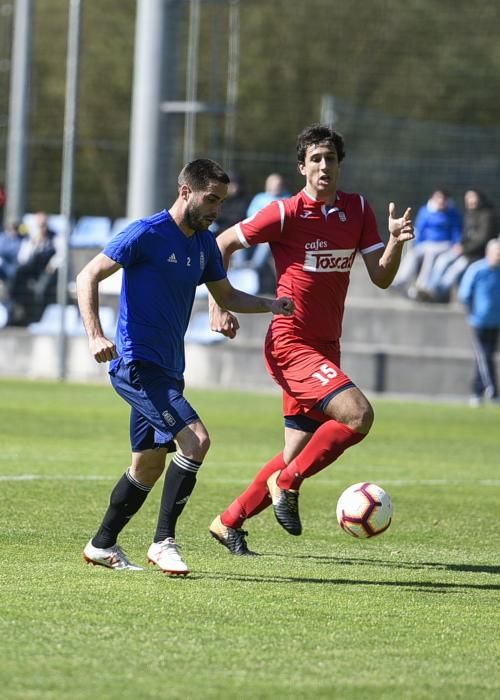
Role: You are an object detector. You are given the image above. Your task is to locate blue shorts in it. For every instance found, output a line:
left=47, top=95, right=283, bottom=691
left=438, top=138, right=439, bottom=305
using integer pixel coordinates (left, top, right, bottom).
left=109, top=358, right=199, bottom=452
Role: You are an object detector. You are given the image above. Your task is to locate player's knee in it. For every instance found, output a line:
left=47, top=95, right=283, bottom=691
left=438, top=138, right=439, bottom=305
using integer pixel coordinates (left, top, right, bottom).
left=130, top=456, right=166, bottom=486
left=359, top=402, right=374, bottom=434
left=349, top=400, right=374, bottom=435
left=176, top=421, right=211, bottom=463
left=198, top=433, right=211, bottom=461
left=188, top=432, right=211, bottom=463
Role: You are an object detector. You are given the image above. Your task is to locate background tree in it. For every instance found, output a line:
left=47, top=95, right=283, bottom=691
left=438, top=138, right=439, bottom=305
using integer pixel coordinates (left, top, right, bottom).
left=1, top=0, right=500, bottom=220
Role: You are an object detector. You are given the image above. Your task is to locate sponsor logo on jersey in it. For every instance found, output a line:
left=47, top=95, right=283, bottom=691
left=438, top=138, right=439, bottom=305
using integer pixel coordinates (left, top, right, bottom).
left=299, top=210, right=313, bottom=219
left=305, top=239, right=329, bottom=251
left=162, top=410, right=176, bottom=427
left=303, top=247, right=356, bottom=272
left=168, top=253, right=177, bottom=263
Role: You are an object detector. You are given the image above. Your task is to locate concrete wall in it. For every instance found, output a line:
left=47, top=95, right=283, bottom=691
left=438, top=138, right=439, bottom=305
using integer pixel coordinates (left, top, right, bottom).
left=0, top=257, right=497, bottom=400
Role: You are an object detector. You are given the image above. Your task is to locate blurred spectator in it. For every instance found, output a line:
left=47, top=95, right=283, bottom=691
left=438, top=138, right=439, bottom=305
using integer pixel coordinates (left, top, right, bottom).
left=0, top=220, right=25, bottom=293
left=421, top=189, right=497, bottom=302
left=212, top=172, right=250, bottom=234
left=458, top=238, right=500, bottom=406
left=246, top=173, right=289, bottom=218
left=232, top=173, right=290, bottom=293
left=9, top=212, right=61, bottom=325
left=0, top=184, right=6, bottom=227
left=391, top=188, right=462, bottom=299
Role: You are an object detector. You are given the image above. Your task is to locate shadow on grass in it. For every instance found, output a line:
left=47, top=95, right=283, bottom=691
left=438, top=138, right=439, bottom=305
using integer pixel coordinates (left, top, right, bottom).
left=265, top=553, right=500, bottom=576
left=196, top=571, right=500, bottom=592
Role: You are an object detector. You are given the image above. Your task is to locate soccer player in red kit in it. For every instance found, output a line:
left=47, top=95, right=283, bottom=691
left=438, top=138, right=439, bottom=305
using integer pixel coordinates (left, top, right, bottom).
left=209, top=124, right=415, bottom=554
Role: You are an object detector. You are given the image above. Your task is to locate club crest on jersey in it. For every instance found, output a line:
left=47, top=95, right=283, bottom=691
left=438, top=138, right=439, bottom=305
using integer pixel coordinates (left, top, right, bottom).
left=338, top=211, right=347, bottom=222
left=303, top=247, right=356, bottom=272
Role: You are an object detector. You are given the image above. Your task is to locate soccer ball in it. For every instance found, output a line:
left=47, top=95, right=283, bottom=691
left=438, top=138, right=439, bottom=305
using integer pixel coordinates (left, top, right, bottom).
left=336, top=482, right=393, bottom=539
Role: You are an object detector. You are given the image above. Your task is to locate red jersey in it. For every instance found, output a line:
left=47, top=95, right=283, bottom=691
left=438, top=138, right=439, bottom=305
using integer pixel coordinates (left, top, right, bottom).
left=237, top=188, right=384, bottom=342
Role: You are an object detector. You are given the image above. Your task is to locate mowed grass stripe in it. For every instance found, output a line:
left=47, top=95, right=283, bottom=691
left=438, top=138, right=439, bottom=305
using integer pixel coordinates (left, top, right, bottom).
left=0, top=379, right=499, bottom=700
left=1, top=474, right=500, bottom=486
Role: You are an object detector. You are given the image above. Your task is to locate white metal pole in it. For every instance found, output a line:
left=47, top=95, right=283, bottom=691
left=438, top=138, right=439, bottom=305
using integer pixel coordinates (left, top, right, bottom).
left=126, top=0, right=166, bottom=218
left=57, top=0, right=82, bottom=381
left=183, top=0, right=201, bottom=164
left=223, top=0, right=240, bottom=170
left=5, top=0, right=33, bottom=223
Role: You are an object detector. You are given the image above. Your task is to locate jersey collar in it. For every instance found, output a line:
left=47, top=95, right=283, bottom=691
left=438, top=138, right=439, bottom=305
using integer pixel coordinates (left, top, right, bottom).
left=302, top=187, right=339, bottom=206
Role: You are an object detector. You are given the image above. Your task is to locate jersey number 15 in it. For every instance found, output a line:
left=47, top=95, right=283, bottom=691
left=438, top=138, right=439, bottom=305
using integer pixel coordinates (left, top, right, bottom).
left=312, top=363, right=338, bottom=386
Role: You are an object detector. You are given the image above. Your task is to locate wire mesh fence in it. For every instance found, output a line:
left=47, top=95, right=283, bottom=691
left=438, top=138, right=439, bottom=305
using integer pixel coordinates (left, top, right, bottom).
left=0, top=0, right=499, bottom=224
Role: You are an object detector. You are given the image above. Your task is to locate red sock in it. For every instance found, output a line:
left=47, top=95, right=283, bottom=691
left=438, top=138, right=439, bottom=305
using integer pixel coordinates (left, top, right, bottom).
left=278, top=421, right=366, bottom=490
left=221, top=452, right=286, bottom=528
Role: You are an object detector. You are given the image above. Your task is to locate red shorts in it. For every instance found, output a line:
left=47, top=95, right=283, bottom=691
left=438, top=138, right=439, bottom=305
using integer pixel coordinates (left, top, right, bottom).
left=264, top=330, right=353, bottom=422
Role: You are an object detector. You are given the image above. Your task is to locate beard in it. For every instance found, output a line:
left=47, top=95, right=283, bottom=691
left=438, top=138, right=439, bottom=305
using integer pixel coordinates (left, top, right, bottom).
left=184, top=201, right=207, bottom=232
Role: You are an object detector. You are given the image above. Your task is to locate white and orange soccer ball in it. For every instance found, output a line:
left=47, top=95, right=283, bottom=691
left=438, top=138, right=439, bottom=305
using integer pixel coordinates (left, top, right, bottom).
left=336, top=482, right=393, bottom=539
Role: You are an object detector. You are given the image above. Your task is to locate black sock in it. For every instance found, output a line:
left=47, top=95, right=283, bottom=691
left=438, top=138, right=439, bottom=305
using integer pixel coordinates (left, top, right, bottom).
left=92, top=469, right=151, bottom=549
left=154, top=454, right=201, bottom=541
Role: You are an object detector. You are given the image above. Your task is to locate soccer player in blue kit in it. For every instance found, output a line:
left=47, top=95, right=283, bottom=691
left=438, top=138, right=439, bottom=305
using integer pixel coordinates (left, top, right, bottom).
left=76, top=159, right=294, bottom=575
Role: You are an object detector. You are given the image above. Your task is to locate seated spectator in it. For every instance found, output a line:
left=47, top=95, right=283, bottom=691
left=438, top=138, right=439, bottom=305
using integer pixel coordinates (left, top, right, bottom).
left=232, top=173, right=290, bottom=293
left=0, top=183, right=6, bottom=227
left=9, top=212, right=60, bottom=325
left=391, top=188, right=462, bottom=300
left=0, top=220, right=25, bottom=295
left=420, top=189, right=497, bottom=302
left=459, top=238, right=500, bottom=406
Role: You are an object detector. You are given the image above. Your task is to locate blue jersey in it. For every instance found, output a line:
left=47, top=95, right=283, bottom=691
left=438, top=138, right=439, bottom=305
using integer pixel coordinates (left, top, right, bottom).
left=103, top=209, right=226, bottom=378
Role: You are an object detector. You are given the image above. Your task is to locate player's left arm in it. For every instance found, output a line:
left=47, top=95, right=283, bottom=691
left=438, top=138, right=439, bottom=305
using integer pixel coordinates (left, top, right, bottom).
left=207, top=226, right=246, bottom=338
left=363, top=202, right=415, bottom=288
left=206, top=277, right=294, bottom=317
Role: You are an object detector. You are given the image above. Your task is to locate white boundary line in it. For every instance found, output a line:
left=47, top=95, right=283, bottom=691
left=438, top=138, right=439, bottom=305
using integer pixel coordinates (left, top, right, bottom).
left=0, top=475, right=498, bottom=486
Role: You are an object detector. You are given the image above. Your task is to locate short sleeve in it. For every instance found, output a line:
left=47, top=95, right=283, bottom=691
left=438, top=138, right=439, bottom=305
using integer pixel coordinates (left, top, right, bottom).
left=103, top=222, right=144, bottom=268
left=237, top=200, right=284, bottom=247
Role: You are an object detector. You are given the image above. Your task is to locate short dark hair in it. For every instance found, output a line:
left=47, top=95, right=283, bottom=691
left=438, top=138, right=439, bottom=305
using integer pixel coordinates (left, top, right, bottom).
left=178, top=159, right=230, bottom=191
left=296, top=124, right=346, bottom=164
left=432, top=187, right=450, bottom=198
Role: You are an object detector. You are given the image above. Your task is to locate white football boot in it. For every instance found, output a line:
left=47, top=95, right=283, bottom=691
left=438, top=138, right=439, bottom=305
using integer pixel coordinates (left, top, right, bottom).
left=147, top=537, right=189, bottom=576
left=83, top=540, right=143, bottom=570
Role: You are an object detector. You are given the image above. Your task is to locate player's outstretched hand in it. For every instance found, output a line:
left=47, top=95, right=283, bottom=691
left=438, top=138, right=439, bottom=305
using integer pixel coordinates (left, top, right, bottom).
left=388, top=202, right=415, bottom=242
left=210, top=306, right=240, bottom=339
left=89, top=335, right=118, bottom=363
left=271, top=296, right=295, bottom=316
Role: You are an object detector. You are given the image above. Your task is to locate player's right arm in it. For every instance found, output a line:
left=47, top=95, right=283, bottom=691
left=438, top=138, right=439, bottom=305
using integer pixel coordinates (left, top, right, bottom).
left=76, top=252, right=121, bottom=363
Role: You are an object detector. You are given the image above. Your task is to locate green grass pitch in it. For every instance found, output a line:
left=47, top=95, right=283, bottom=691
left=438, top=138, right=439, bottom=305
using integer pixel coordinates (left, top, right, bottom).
left=1, top=378, right=499, bottom=699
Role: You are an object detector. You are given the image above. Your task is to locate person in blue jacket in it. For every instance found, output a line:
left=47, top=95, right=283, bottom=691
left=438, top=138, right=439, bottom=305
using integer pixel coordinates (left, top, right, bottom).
left=459, top=238, right=500, bottom=406
left=392, top=188, right=462, bottom=299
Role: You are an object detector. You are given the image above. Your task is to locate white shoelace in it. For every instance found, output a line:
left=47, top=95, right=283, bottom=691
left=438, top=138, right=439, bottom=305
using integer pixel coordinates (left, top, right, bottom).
left=158, top=539, right=182, bottom=561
